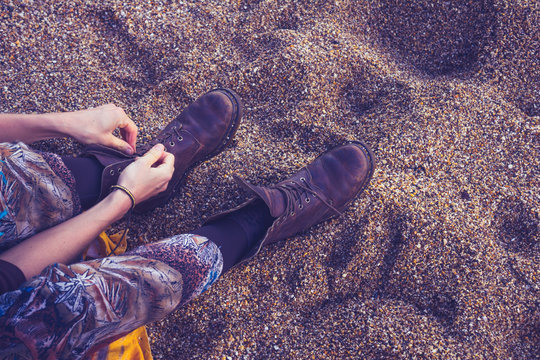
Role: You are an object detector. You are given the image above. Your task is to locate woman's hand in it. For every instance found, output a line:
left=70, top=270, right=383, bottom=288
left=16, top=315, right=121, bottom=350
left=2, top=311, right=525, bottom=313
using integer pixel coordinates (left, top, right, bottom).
left=64, top=104, right=138, bottom=155
left=116, top=144, right=175, bottom=204
left=0, top=105, right=137, bottom=153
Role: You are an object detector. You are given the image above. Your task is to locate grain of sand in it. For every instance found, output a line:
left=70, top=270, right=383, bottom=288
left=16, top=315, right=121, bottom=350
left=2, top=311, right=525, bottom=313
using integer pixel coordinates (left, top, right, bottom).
left=1, top=0, right=538, bottom=359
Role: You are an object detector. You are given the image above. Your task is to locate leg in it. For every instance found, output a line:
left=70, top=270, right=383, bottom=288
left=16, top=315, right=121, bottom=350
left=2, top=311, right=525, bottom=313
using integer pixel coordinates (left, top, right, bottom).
left=193, top=199, right=274, bottom=272
left=0, top=234, right=222, bottom=359
left=126, top=234, right=223, bottom=306
left=0, top=142, right=78, bottom=253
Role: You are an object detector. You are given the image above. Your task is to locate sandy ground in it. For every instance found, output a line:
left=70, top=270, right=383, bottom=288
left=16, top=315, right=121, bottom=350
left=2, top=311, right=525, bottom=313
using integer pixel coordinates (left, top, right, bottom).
left=1, top=0, right=538, bottom=359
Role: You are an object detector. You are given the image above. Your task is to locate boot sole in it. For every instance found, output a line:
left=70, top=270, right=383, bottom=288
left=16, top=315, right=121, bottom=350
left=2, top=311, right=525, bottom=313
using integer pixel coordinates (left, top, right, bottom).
left=134, top=88, right=243, bottom=213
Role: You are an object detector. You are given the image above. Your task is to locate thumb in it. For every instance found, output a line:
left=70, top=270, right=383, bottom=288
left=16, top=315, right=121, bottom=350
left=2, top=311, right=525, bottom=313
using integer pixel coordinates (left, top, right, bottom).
left=109, top=135, right=134, bottom=155
left=141, top=144, right=165, bottom=166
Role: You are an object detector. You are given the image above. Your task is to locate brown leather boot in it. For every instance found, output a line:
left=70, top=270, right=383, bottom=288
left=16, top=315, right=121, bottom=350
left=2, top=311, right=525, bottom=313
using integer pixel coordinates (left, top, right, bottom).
left=204, top=141, right=375, bottom=266
left=83, top=88, right=242, bottom=213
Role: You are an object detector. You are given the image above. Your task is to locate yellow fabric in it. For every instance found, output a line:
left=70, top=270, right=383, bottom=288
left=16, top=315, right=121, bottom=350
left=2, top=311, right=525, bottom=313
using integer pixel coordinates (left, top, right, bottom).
left=93, top=326, right=153, bottom=360
left=84, top=230, right=128, bottom=259
left=86, top=231, right=153, bottom=360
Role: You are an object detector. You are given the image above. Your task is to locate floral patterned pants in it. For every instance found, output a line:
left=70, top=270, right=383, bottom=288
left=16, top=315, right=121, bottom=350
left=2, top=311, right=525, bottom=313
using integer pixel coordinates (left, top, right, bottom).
left=0, top=143, right=223, bottom=359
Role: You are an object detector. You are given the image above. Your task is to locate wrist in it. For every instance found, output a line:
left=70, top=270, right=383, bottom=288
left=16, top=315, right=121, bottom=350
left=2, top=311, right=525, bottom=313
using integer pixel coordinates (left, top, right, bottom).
left=50, top=112, right=77, bottom=139
left=14, top=113, right=70, bottom=141
left=102, top=190, right=133, bottom=221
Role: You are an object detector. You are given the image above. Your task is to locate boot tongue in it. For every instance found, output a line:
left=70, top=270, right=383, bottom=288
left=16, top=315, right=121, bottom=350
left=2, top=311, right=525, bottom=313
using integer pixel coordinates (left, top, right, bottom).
left=82, top=144, right=135, bottom=167
left=234, top=176, right=286, bottom=218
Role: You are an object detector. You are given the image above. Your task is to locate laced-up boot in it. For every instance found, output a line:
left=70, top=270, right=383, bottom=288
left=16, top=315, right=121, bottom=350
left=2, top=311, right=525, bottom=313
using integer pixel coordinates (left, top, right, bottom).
left=203, top=141, right=376, bottom=266
left=83, top=88, right=242, bottom=213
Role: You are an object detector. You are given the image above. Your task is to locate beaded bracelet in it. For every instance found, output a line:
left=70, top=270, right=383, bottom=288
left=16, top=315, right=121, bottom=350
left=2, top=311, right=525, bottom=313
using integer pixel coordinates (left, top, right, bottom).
left=110, top=184, right=136, bottom=212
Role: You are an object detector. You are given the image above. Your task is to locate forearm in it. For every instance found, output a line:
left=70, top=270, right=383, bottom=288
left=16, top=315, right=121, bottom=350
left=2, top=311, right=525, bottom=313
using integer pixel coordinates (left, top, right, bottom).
left=0, top=191, right=132, bottom=279
left=0, top=112, right=73, bottom=143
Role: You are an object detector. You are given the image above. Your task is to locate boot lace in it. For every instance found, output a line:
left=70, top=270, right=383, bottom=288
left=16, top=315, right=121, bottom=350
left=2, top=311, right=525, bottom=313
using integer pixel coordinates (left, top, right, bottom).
left=276, top=177, right=342, bottom=218
left=139, top=124, right=185, bottom=154
left=162, top=124, right=184, bottom=147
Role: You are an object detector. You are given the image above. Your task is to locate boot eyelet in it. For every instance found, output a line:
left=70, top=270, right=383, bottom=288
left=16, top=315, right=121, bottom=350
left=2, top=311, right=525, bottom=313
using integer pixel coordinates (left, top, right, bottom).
left=291, top=181, right=296, bottom=184
left=299, top=204, right=303, bottom=209
left=300, top=177, right=306, bottom=181
left=178, top=136, right=183, bottom=141
left=109, top=169, right=114, bottom=175
left=305, top=198, right=310, bottom=203
left=118, top=168, right=122, bottom=173
left=291, top=212, right=295, bottom=216
left=170, top=141, right=175, bottom=146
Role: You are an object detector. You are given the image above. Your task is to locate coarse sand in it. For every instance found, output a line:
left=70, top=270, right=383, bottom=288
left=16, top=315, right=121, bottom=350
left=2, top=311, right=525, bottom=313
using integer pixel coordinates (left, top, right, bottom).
left=1, top=0, right=538, bottom=359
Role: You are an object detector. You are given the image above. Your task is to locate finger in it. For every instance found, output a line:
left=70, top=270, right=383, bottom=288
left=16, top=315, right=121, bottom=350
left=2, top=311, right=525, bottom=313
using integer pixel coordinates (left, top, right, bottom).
left=108, top=136, right=135, bottom=155
left=119, top=117, right=138, bottom=152
left=156, top=152, right=175, bottom=176
left=141, top=144, right=165, bottom=166
left=157, top=151, right=175, bottom=167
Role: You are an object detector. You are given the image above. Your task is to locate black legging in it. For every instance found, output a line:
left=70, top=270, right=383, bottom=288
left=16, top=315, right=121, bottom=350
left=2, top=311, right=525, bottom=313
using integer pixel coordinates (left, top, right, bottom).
left=61, top=155, right=103, bottom=210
